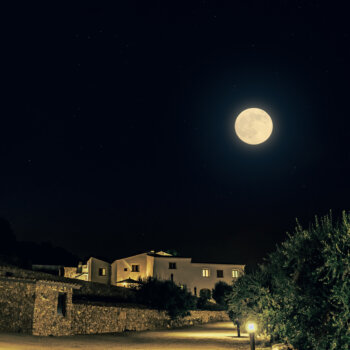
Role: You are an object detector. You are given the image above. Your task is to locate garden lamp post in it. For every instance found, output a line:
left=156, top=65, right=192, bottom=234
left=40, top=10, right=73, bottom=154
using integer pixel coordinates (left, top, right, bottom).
left=246, top=322, right=256, bottom=350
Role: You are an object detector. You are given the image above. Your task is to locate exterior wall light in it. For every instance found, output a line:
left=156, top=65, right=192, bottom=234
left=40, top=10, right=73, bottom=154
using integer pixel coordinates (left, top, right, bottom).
left=246, top=321, right=257, bottom=350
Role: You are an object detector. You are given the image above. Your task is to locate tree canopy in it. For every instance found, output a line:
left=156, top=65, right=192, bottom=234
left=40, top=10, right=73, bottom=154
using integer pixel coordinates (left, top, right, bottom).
left=226, top=211, right=350, bottom=350
left=137, top=277, right=196, bottom=319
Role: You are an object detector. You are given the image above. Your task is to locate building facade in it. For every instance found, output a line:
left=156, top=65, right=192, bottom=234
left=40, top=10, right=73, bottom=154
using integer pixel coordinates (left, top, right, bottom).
left=65, top=251, right=244, bottom=296
left=64, top=257, right=110, bottom=284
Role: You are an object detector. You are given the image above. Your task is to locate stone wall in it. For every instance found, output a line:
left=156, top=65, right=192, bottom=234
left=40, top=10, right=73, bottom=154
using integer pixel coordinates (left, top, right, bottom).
left=0, top=278, right=36, bottom=333
left=0, top=272, right=229, bottom=337
left=0, top=265, right=136, bottom=303
left=32, top=281, right=79, bottom=336
left=72, top=304, right=229, bottom=335
left=63, top=267, right=78, bottom=279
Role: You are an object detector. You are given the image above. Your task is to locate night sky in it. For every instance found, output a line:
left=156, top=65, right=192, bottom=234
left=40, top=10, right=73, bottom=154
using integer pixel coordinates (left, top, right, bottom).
left=3, top=2, right=350, bottom=265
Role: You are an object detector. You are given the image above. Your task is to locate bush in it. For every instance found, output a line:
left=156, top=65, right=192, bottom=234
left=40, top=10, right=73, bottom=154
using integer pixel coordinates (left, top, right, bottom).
left=136, top=277, right=196, bottom=319
left=199, top=288, right=211, bottom=300
left=226, top=211, right=350, bottom=350
left=212, top=281, right=232, bottom=308
left=196, top=288, right=211, bottom=308
left=226, top=268, right=271, bottom=336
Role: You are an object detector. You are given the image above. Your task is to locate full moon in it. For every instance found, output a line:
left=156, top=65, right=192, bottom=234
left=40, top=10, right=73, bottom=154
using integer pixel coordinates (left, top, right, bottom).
left=234, top=108, right=273, bottom=145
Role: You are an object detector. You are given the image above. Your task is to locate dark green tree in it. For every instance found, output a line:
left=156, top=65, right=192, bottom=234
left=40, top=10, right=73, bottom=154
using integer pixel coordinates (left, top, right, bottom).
left=196, top=288, right=212, bottom=309
left=226, top=268, right=272, bottom=337
left=137, top=278, right=196, bottom=319
left=226, top=211, right=350, bottom=350
left=212, top=281, right=232, bottom=308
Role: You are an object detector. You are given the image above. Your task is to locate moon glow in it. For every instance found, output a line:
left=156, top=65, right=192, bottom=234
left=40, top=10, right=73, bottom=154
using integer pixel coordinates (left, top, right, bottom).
left=234, top=108, right=273, bottom=145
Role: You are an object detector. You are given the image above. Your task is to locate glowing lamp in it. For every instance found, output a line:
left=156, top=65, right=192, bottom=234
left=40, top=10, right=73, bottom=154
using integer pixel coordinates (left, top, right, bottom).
left=246, top=321, right=257, bottom=350
left=246, top=322, right=257, bottom=333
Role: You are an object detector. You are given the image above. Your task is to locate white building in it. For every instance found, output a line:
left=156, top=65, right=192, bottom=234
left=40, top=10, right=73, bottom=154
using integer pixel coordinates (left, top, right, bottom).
left=65, top=251, right=244, bottom=296
left=64, top=257, right=110, bottom=284
left=112, top=251, right=244, bottom=296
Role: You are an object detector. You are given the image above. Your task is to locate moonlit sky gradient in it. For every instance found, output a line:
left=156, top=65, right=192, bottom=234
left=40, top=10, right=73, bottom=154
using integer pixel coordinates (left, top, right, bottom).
left=2, top=2, right=350, bottom=265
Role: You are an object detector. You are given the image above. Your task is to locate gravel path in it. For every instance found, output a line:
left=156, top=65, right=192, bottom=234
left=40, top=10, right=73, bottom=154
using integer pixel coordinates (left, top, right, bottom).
left=0, top=322, right=270, bottom=350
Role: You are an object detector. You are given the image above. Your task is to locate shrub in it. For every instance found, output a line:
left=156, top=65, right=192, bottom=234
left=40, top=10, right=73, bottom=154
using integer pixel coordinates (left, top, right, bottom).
left=136, top=277, right=196, bottom=319
left=196, top=288, right=211, bottom=308
left=199, top=288, right=211, bottom=300
left=212, top=281, right=232, bottom=308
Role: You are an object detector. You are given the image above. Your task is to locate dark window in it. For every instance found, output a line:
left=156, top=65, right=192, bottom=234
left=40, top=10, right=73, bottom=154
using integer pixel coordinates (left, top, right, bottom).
left=217, top=270, right=224, bottom=278
left=98, top=268, right=106, bottom=276
left=169, top=262, right=177, bottom=269
left=132, top=265, right=140, bottom=272
left=124, top=268, right=128, bottom=271
left=57, top=293, right=67, bottom=317
left=194, top=287, right=197, bottom=296
left=170, top=273, right=174, bottom=282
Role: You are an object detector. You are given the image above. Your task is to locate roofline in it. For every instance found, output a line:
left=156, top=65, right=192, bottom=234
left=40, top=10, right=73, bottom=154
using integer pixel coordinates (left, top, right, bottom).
left=88, top=257, right=110, bottom=264
left=150, top=254, right=192, bottom=259
left=191, top=263, right=246, bottom=267
left=112, top=252, right=148, bottom=263
left=0, top=276, right=81, bottom=289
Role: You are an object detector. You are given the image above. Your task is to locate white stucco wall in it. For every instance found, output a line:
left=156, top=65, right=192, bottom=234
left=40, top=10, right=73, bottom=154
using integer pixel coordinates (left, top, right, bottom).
left=188, top=263, right=244, bottom=295
left=112, top=253, right=152, bottom=285
left=153, top=257, right=192, bottom=285
left=88, top=257, right=111, bottom=285
left=153, top=257, right=244, bottom=296
left=80, top=252, right=244, bottom=297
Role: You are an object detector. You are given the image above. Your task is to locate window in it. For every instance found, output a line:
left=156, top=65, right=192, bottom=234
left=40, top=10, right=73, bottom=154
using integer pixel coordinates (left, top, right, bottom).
left=169, top=262, right=177, bottom=269
left=124, top=268, right=128, bottom=271
left=217, top=270, right=224, bottom=278
left=232, top=269, right=239, bottom=278
left=194, top=287, right=197, bottom=296
left=131, top=264, right=140, bottom=272
left=202, top=268, right=209, bottom=277
left=57, top=292, right=67, bottom=317
left=99, top=268, right=106, bottom=276
left=170, top=273, right=174, bottom=282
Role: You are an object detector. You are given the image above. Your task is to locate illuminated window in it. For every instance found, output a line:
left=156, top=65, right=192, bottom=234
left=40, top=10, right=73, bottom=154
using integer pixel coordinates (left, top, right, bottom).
left=217, top=270, right=224, bottom=278
left=132, top=265, right=140, bottom=272
left=57, top=293, right=67, bottom=317
left=99, top=268, right=106, bottom=276
left=169, top=262, right=177, bottom=269
left=232, top=269, right=239, bottom=278
left=202, top=268, right=209, bottom=277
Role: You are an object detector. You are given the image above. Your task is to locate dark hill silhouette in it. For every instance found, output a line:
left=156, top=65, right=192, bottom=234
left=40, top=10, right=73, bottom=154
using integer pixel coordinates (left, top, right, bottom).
left=0, top=217, right=79, bottom=268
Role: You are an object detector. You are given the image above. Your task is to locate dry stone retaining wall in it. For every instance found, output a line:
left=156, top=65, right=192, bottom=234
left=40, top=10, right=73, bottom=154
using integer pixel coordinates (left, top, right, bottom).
left=0, top=278, right=36, bottom=333
left=0, top=273, right=229, bottom=336
left=32, top=281, right=75, bottom=336
left=72, top=303, right=229, bottom=335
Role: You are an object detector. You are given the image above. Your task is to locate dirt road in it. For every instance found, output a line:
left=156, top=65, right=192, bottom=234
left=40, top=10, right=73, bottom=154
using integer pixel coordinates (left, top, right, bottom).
left=0, top=322, right=270, bottom=350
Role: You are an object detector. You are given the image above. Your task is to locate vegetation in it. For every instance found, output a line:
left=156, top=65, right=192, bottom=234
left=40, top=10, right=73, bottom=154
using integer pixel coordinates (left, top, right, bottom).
left=137, top=277, right=196, bottom=319
left=212, top=281, right=232, bottom=308
left=196, top=288, right=211, bottom=308
left=226, top=211, right=350, bottom=350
